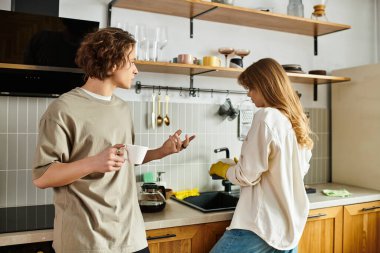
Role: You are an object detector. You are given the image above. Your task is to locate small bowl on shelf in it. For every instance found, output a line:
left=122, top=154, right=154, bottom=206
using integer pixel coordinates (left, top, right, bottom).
left=308, top=70, right=327, bottom=75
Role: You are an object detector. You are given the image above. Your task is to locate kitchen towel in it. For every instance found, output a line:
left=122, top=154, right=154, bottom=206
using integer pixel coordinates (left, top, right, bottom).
left=322, top=189, right=351, bottom=197
left=173, top=188, right=200, bottom=200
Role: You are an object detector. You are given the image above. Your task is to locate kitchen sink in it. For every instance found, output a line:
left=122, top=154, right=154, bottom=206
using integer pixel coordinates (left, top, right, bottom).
left=171, top=191, right=239, bottom=213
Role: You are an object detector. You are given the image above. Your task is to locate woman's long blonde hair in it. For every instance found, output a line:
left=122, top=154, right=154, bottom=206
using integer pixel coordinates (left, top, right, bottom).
left=238, top=58, right=313, bottom=149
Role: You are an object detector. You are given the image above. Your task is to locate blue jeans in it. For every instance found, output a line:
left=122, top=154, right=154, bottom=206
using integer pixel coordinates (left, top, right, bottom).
left=210, top=229, right=298, bottom=253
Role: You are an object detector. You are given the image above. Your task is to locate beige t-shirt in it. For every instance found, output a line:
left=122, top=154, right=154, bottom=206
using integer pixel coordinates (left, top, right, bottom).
left=227, top=107, right=312, bottom=250
left=33, top=88, right=147, bottom=253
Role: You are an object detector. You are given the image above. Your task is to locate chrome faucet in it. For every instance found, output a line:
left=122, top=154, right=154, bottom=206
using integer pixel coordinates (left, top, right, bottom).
left=214, top=147, right=233, bottom=193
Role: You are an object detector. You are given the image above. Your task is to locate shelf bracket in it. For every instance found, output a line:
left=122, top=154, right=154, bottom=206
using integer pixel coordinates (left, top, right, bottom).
left=107, top=0, right=116, bottom=27
left=314, top=36, right=318, bottom=56
left=189, top=70, right=217, bottom=96
left=190, top=7, right=218, bottom=38
left=313, top=79, right=318, bottom=101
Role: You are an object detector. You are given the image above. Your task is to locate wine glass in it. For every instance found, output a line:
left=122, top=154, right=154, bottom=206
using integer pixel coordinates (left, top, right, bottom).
left=218, top=47, right=234, bottom=67
left=235, top=49, right=251, bottom=67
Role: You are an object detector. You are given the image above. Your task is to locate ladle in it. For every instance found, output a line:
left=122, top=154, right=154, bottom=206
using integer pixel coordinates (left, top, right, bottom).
left=156, top=95, right=163, bottom=127
left=164, top=95, right=170, bottom=126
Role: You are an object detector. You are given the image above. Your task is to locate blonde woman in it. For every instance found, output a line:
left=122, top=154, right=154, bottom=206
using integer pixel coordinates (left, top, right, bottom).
left=210, top=58, right=313, bottom=253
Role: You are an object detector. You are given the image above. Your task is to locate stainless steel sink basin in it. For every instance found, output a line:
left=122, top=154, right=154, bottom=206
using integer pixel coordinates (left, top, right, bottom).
left=171, top=191, right=239, bottom=213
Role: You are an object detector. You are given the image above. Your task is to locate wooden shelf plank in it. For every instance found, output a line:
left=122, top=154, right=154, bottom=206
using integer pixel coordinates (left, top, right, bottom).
left=135, top=61, right=350, bottom=84
left=135, top=61, right=242, bottom=78
left=113, top=0, right=350, bottom=36
left=287, top=72, right=351, bottom=84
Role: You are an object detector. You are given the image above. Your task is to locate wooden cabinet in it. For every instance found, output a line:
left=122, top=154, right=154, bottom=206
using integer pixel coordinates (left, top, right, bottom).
left=146, top=224, right=204, bottom=253
left=203, top=221, right=230, bottom=252
left=300, top=201, right=380, bottom=253
left=299, top=206, right=343, bottom=253
left=343, top=201, right=380, bottom=253
left=146, top=221, right=229, bottom=253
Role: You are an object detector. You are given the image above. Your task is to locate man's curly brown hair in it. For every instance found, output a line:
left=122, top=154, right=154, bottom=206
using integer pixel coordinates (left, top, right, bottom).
left=75, top=27, right=136, bottom=80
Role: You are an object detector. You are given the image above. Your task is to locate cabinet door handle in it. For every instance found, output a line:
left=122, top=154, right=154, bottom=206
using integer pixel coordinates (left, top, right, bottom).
left=308, top=213, right=327, bottom=219
left=361, top=206, right=380, bottom=212
left=147, top=233, right=177, bottom=241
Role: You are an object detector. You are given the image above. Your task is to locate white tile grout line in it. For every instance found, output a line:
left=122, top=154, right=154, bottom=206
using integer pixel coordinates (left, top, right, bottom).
left=26, top=97, right=29, bottom=207
left=16, top=97, right=19, bottom=209
left=5, top=96, right=9, bottom=209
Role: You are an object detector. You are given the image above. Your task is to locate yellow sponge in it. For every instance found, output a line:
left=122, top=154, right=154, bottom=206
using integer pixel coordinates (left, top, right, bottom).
left=173, top=188, right=200, bottom=200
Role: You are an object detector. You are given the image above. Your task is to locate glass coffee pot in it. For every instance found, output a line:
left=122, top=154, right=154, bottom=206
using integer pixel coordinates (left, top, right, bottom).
left=138, top=183, right=166, bottom=213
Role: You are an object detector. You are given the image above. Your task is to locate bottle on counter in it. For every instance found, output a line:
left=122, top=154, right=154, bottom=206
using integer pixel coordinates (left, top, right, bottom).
left=156, top=171, right=166, bottom=188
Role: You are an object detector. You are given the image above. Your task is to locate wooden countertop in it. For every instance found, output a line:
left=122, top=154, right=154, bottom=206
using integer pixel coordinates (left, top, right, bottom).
left=1, top=183, right=380, bottom=247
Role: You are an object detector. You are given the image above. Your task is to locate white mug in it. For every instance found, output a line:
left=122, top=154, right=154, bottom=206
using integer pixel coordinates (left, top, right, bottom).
left=124, top=144, right=148, bottom=165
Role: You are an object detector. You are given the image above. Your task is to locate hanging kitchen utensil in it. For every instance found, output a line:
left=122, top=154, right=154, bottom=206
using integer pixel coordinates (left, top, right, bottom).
left=164, top=94, right=170, bottom=126
left=156, top=95, right=163, bottom=127
left=151, top=93, right=156, bottom=129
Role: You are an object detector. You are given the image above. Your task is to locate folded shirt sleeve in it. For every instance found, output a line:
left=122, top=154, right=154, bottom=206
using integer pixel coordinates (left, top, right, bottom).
left=32, top=118, right=71, bottom=180
left=227, top=119, right=274, bottom=186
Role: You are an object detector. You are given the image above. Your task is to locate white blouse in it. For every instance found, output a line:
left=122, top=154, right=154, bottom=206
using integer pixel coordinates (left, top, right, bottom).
left=227, top=107, right=312, bottom=250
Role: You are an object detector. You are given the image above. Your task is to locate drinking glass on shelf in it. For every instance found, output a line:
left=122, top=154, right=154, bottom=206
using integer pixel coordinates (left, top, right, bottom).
left=235, top=49, right=251, bottom=67
left=146, top=27, right=159, bottom=61
left=157, top=26, right=168, bottom=62
left=133, top=24, right=147, bottom=61
left=218, top=47, right=235, bottom=67
left=116, top=21, right=126, bottom=31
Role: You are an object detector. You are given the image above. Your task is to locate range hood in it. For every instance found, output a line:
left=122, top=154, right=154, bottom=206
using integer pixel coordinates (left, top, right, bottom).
left=0, top=63, right=85, bottom=98
left=0, top=10, right=98, bottom=97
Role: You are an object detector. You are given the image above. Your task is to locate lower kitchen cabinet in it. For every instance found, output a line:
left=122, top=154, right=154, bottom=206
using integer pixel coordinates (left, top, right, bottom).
left=298, top=206, right=343, bottom=253
left=343, top=201, right=380, bottom=253
left=146, top=224, right=204, bottom=253
left=203, top=221, right=230, bottom=252
left=146, top=221, right=230, bottom=253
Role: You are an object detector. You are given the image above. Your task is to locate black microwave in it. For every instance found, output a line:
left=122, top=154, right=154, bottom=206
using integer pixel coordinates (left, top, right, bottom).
left=0, top=10, right=99, bottom=97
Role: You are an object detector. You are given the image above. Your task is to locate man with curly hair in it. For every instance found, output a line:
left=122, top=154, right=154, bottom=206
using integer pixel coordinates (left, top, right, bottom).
left=32, top=27, right=195, bottom=253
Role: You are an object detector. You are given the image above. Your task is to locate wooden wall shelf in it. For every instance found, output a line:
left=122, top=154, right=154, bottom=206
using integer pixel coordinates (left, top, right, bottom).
left=136, top=61, right=241, bottom=78
left=109, top=0, right=351, bottom=100
left=112, top=0, right=351, bottom=37
left=136, top=61, right=351, bottom=85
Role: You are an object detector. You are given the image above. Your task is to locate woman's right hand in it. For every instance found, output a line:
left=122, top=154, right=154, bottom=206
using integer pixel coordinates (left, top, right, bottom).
left=89, top=144, right=126, bottom=173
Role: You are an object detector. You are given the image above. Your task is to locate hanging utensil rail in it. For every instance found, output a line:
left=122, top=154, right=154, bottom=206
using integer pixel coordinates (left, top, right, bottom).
left=134, top=81, right=246, bottom=96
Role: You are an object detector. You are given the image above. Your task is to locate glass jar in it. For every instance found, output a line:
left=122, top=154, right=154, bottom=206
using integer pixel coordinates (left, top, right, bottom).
left=287, top=0, right=304, bottom=17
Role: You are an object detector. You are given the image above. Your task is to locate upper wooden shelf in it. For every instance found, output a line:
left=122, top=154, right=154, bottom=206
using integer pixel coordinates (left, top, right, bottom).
left=112, top=0, right=351, bottom=37
left=136, top=61, right=351, bottom=84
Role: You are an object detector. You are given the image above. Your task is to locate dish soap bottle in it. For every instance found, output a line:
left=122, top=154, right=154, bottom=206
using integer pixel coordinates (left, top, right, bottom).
left=287, top=0, right=304, bottom=17
left=157, top=171, right=167, bottom=188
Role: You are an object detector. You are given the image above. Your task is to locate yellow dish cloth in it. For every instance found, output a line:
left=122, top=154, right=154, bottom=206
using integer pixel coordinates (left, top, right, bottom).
left=173, top=188, right=200, bottom=200
left=322, top=189, right=351, bottom=197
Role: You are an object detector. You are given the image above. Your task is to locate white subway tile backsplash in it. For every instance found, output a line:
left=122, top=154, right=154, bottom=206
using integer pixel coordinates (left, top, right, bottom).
left=0, top=172, right=6, bottom=204
left=17, top=97, right=28, bottom=133
left=0, top=97, right=329, bottom=207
